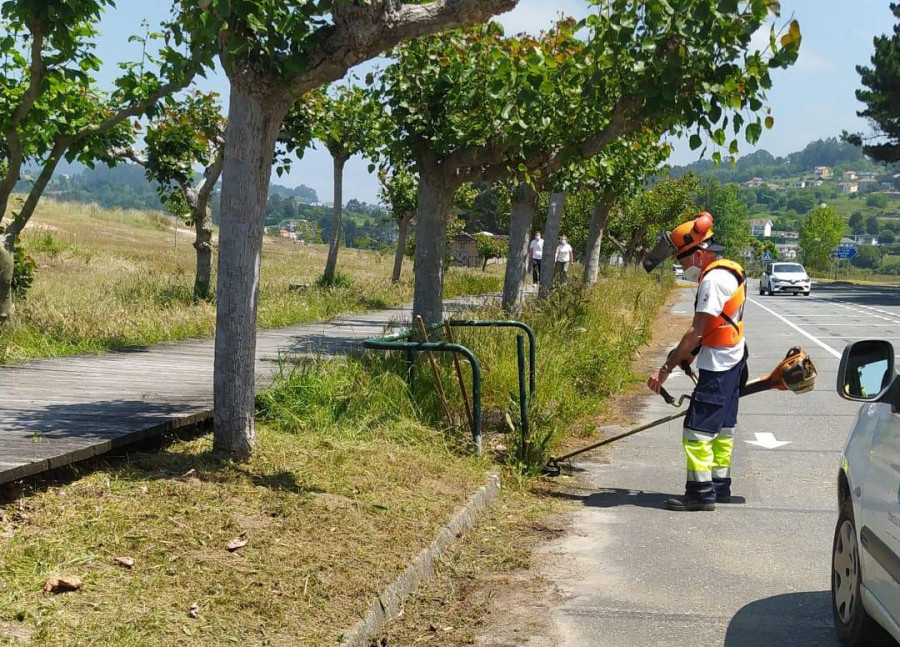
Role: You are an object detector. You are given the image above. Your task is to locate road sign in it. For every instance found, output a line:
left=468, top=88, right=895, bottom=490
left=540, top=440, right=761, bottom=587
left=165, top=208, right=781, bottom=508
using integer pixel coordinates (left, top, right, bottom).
left=762, top=252, right=772, bottom=262
left=835, top=244, right=858, bottom=260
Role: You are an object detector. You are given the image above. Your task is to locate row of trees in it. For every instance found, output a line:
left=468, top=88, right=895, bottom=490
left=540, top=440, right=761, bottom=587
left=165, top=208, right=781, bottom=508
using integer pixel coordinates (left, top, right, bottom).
left=1, top=0, right=802, bottom=459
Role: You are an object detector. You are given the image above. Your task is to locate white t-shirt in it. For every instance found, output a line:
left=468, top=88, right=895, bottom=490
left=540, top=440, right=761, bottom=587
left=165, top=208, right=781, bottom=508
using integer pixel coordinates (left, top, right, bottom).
left=695, top=267, right=746, bottom=372
left=529, top=238, right=544, bottom=260
left=556, top=243, right=573, bottom=263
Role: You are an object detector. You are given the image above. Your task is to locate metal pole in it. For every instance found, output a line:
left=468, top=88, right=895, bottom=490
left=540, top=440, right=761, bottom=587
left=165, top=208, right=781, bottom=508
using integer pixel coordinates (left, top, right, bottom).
left=445, top=321, right=475, bottom=436
left=517, top=334, right=529, bottom=463
left=416, top=316, right=454, bottom=427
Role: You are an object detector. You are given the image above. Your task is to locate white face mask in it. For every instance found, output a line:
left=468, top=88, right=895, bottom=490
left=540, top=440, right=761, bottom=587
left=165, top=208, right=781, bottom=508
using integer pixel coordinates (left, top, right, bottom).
left=683, top=264, right=702, bottom=282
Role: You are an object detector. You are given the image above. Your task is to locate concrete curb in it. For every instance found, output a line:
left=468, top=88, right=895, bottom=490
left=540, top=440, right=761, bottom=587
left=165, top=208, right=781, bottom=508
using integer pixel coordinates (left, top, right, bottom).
left=338, top=471, right=502, bottom=647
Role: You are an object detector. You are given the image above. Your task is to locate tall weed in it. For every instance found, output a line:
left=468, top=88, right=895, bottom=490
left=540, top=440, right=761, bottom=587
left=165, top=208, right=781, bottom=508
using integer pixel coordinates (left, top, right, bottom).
left=259, top=269, right=669, bottom=475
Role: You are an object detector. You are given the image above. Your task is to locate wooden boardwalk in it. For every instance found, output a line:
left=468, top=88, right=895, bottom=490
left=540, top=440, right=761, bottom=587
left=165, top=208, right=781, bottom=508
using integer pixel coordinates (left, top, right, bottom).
left=0, top=298, right=490, bottom=485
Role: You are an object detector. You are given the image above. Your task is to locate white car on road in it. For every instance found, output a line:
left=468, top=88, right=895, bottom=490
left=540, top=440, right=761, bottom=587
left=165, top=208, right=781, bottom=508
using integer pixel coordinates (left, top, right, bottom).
left=833, top=339, right=900, bottom=645
left=759, top=262, right=811, bottom=296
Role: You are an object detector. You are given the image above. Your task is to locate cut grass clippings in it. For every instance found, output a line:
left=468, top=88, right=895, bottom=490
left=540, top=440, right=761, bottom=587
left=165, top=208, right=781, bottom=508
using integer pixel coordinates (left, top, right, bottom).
left=1, top=197, right=502, bottom=363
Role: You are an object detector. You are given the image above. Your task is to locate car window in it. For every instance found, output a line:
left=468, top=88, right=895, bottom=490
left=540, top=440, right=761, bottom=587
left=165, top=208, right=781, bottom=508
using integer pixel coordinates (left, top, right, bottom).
left=774, top=263, right=805, bottom=273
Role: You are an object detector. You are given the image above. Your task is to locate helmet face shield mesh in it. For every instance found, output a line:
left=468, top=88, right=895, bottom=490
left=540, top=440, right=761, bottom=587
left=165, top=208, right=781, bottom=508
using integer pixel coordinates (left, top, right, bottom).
left=642, top=234, right=675, bottom=273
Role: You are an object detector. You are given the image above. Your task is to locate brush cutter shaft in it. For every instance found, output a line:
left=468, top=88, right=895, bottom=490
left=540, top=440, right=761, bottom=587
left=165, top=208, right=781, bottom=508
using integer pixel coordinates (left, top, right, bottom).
left=551, top=410, right=689, bottom=464
left=545, top=347, right=818, bottom=471
left=550, top=373, right=787, bottom=465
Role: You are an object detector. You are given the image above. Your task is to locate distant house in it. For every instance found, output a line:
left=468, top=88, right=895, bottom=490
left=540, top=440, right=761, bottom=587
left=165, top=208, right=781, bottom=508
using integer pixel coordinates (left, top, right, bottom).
left=882, top=182, right=894, bottom=190
left=843, top=171, right=858, bottom=181
left=852, top=234, right=879, bottom=246
left=815, top=166, right=833, bottom=179
left=885, top=191, right=900, bottom=200
left=749, top=218, right=773, bottom=238
left=773, top=230, right=800, bottom=240
left=815, top=179, right=825, bottom=186
left=793, top=180, right=808, bottom=189
left=858, top=178, right=878, bottom=191
left=449, top=232, right=479, bottom=267
left=837, top=182, right=859, bottom=194
left=448, top=232, right=508, bottom=267
left=776, top=244, right=799, bottom=260
left=744, top=177, right=765, bottom=187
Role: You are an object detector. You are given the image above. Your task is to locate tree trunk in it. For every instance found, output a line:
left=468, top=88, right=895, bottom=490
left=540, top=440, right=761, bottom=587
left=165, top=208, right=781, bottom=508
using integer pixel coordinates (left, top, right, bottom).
left=502, top=182, right=538, bottom=314
left=213, top=83, right=290, bottom=460
left=0, top=236, right=14, bottom=324
left=0, top=143, right=65, bottom=325
left=583, top=192, right=616, bottom=288
left=539, top=192, right=565, bottom=298
left=412, top=169, right=456, bottom=326
left=323, top=155, right=347, bottom=283
left=391, top=211, right=413, bottom=283
left=193, top=204, right=214, bottom=301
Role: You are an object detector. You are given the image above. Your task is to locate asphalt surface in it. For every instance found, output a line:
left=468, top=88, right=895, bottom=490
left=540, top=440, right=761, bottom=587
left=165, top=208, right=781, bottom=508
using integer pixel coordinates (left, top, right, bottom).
left=537, top=281, right=900, bottom=647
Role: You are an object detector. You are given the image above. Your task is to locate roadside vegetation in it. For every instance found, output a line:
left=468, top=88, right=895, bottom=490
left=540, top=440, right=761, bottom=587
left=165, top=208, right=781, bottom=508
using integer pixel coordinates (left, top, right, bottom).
left=0, top=198, right=502, bottom=363
left=0, top=269, right=667, bottom=646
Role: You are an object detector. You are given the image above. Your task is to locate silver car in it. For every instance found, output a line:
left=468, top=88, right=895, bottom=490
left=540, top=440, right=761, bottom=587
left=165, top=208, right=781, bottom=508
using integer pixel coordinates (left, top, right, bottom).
left=833, top=340, right=900, bottom=645
left=759, top=262, right=811, bottom=296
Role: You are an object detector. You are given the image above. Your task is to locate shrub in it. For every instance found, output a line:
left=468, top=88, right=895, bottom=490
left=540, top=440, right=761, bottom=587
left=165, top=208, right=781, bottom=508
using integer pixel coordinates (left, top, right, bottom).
left=12, top=243, right=36, bottom=299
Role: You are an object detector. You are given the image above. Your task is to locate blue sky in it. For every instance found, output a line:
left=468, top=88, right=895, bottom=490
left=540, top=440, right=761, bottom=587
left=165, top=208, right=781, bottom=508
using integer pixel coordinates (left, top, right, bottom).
left=92, top=1, right=894, bottom=203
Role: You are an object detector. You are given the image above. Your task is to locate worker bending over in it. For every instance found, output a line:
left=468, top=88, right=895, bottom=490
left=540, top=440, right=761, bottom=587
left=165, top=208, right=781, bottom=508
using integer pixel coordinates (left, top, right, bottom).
left=644, top=213, right=748, bottom=512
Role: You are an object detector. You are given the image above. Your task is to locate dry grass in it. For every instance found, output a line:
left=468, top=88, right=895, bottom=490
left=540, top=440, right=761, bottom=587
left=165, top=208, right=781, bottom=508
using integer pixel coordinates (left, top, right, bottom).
left=2, top=197, right=502, bottom=363
left=0, top=426, right=488, bottom=647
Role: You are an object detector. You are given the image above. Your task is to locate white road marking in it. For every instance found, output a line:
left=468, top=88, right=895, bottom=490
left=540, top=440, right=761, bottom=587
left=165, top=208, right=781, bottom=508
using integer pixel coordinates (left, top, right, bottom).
left=747, top=298, right=842, bottom=359
left=745, top=432, right=792, bottom=449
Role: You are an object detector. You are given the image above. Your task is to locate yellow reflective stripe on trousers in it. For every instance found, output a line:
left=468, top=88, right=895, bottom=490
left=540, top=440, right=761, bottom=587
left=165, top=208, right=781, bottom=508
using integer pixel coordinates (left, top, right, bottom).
left=712, top=427, right=734, bottom=477
left=683, top=439, right=714, bottom=481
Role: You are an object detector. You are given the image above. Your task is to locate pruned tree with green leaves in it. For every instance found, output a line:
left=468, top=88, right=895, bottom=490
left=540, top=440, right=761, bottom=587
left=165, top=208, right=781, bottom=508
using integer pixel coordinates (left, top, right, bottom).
left=172, top=0, right=518, bottom=459
left=474, top=233, right=508, bottom=271
left=308, top=84, right=382, bottom=284
left=608, top=172, right=702, bottom=265
left=380, top=1, right=800, bottom=325
left=845, top=3, right=900, bottom=163
left=849, top=211, right=865, bottom=235
left=0, top=0, right=204, bottom=322
left=378, top=165, right=417, bottom=283
left=112, top=91, right=225, bottom=301
left=695, top=178, right=751, bottom=260
left=799, top=205, right=843, bottom=270
left=579, top=133, right=671, bottom=288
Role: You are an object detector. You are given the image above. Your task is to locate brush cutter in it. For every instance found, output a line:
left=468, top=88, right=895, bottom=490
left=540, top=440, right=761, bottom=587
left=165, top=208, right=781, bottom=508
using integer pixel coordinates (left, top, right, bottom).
left=541, top=347, right=818, bottom=476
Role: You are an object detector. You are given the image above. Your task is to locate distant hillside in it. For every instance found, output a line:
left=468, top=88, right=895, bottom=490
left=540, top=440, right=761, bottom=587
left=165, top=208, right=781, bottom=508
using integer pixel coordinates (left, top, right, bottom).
left=17, top=163, right=319, bottom=214
left=670, top=137, right=887, bottom=184
left=669, top=137, right=900, bottom=238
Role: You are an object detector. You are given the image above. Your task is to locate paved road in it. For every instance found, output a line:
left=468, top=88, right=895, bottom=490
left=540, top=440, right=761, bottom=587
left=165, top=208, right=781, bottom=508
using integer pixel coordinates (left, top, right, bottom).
left=538, top=282, right=900, bottom=647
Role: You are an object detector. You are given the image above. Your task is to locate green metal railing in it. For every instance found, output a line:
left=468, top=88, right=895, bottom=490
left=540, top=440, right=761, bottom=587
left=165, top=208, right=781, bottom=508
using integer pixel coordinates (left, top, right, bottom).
left=361, top=319, right=536, bottom=455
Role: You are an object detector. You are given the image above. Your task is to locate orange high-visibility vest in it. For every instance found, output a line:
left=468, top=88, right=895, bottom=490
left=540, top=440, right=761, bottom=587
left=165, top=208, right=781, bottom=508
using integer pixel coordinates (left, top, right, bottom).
left=697, top=259, right=746, bottom=347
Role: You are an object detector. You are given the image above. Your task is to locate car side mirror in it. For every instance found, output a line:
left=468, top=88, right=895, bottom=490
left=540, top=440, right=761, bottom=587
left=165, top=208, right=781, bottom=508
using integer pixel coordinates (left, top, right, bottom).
left=837, top=340, right=896, bottom=402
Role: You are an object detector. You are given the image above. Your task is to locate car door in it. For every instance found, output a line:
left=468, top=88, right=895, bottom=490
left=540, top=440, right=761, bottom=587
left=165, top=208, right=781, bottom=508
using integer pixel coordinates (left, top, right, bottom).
left=859, top=393, right=900, bottom=619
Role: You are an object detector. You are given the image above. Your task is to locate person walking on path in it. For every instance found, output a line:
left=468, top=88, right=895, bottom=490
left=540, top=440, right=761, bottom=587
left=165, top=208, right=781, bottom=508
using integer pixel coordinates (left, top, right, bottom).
left=529, top=231, right=544, bottom=284
left=554, top=235, right=574, bottom=284
left=643, top=212, right=748, bottom=512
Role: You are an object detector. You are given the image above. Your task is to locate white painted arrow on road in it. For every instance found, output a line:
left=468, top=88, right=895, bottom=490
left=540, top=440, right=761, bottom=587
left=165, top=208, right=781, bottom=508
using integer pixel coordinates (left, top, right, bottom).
left=744, top=433, right=792, bottom=449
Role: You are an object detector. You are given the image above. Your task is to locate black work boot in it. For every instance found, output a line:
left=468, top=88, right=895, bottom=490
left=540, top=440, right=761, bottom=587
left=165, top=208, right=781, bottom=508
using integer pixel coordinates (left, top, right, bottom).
left=665, top=496, right=715, bottom=511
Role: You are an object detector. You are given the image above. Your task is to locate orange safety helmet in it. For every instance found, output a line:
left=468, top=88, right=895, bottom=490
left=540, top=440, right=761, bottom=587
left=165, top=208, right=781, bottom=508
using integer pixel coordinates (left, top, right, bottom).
left=642, top=212, right=723, bottom=272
